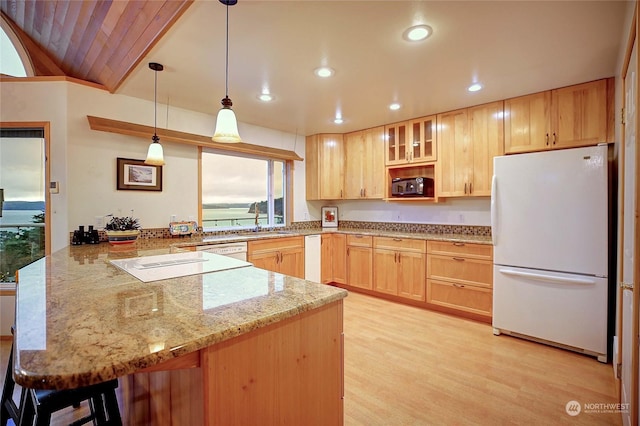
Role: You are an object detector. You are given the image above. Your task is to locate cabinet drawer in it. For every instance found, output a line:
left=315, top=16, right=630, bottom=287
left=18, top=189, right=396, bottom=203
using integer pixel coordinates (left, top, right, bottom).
left=427, top=279, right=492, bottom=317
left=346, top=234, right=373, bottom=247
left=374, top=237, right=426, bottom=253
left=248, top=236, right=304, bottom=254
left=427, top=241, right=492, bottom=260
left=427, top=255, right=492, bottom=288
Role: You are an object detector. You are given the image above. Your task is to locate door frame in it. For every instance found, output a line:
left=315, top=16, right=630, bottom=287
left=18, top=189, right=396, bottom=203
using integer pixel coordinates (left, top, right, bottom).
left=618, top=3, right=639, bottom=425
left=0, top=121, right=51, bottom=256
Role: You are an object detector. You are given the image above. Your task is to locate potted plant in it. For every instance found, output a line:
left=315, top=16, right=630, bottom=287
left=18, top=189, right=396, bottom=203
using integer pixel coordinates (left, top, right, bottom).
left=105, top=215, right=141, bottom=245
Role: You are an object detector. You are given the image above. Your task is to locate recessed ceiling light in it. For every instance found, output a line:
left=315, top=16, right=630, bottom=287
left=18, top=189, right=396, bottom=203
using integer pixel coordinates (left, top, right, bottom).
left=314, top=67, right=335, bottom=78
left=389, top=103, right=401, bottom=111
left=258, top=93, right=273, bottom=102
left=403, top=24, right=433, bottom=42
left=334, top=117, right=344, bottom=124
left=467, top=83, right=483, bottom=92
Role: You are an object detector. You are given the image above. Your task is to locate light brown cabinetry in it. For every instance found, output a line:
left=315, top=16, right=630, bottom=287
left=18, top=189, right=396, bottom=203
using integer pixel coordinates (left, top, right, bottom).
left=344, top=126, right=385, bottom=199
left=321, top=233, right=347, bottom=284
left=426, top=241, right=493, bottom=319
left=437, top=101, right=504, bottom=197
left=385, top=116, right=436, bottom=165
left=346, top=235, right=373, bottom=290
left=305, top=134, right=345, bottom=200
left=504, top=78, right=610, bottom=154
left=321, top=234, right=333, bottom=284
left=248, top=236, right=305, bottom=279
left=373, top=237, right=426, bottom=301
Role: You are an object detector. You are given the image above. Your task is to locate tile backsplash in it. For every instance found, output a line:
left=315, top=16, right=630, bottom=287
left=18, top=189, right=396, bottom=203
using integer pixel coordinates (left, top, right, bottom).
left=70, top=220, right=490, bottom=244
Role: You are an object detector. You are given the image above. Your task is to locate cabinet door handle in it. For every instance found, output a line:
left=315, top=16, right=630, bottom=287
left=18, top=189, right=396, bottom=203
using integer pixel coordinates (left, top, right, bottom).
left=393, top=238, right=403, bottom=242
left=363, top=188, right=366, bottom=197
left=347, top=247, right=350, bottom=256
left=397, top=253, right=401, bottom=264
left=545, top=133, right=549, bottom=146
left=453, top=242, right=465, bottom=247
left=394, top=252, right=398, bottom=262
left=453, top=283, right=465, bottom=289
left=469, top=182, right=472, bottom=194
left=552, top=132, right=556, bottom=145
left=452, top=257, right=465, bottom=261
left=464, top=183, right=467, bottom=194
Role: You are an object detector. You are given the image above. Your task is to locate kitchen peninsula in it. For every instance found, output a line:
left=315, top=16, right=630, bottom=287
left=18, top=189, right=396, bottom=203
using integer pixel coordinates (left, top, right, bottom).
left=12, top=239, right=347, bottom=425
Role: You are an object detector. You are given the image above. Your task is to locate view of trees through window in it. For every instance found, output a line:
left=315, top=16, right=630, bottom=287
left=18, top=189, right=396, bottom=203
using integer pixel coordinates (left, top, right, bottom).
left=201, top=151, right=285, bottom=230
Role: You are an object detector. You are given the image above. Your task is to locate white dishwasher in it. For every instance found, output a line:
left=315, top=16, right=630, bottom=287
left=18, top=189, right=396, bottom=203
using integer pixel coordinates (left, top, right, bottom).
left=196, top=241, right=248, bottom=261
left=304, top=235, right=321, bottom=282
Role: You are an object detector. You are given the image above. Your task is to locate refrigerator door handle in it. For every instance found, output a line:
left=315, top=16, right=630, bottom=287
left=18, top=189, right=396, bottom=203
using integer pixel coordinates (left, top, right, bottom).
left=490, top=175, right=497, bottom=245
left=498, top=268, right=597, bottom=285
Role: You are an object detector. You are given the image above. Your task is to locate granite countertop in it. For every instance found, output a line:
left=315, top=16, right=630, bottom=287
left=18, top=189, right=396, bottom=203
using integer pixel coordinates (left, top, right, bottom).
left=13, top=242, right=347, bottom=390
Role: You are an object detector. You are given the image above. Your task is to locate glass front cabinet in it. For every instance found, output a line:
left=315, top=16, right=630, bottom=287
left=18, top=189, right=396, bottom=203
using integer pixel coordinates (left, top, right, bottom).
left=385, top=115, right=436, bottom=165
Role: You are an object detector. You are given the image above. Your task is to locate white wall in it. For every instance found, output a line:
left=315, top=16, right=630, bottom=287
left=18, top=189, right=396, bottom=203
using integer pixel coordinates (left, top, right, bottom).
left=2, top=79, right=490, bottom=250
left=1, top=80, right=69, bottom=251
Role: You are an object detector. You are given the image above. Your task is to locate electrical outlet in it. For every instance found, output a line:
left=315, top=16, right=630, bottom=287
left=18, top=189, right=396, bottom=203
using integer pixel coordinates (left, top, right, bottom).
left=459, top=214, right=465, bottom=223
left=304, top=212, right=309, bottom=221
left=170, top=215, right=177, bottom=223
left=94, top=216, right=104, bottom=229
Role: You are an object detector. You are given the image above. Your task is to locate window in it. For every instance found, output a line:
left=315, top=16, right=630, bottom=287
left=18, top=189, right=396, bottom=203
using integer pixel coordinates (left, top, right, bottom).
left=201, top=150, right=286, bottom=231
left=0, top=20, right=30, bottom=77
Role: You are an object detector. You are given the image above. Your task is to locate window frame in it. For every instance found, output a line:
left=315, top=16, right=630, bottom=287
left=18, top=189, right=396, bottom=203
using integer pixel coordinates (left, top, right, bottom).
left=199, top=147, right=292, bottom=232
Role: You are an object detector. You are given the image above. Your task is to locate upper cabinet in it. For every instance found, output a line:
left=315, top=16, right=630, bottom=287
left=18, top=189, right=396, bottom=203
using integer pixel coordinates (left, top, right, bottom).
left=437, top=101, right=504, bottom=197
left=504, top=78, right=611, bottom=154
left=344, top=126, right=385, bottom=199
left=385, top=116, right=436, bottom=165
left=306, top=134, right=345, bottom=200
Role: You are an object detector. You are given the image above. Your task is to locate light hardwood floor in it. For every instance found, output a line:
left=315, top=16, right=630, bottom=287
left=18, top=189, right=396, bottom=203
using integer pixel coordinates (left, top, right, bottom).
left=1, top=291, right=621, bottom=425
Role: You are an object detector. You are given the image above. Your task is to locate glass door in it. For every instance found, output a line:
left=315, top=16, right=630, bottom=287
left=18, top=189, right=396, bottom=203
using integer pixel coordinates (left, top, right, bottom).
left=0, top=134, right=46, bottom=283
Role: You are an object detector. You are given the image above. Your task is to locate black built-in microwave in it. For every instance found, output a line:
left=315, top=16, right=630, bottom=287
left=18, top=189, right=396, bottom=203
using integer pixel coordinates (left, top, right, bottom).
left=391, top=177, right=434, bottom=197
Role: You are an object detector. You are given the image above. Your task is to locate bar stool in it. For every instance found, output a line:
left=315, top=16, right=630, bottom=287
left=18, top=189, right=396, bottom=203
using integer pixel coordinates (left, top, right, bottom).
left=1, top=327, right=122, bottom=426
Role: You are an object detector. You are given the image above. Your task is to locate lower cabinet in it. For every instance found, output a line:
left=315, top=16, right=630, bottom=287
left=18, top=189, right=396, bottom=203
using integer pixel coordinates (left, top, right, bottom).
left=321, top=233, right=347, bottom=284
left=346, top=235, right=373, bottom=290
left=426, top=241, right=493, bottom=319
left=373, top=237, right=426, bottom=302
left=248, top=236, right=305, bottom=279
left=320, top=233, right=494, bottom=322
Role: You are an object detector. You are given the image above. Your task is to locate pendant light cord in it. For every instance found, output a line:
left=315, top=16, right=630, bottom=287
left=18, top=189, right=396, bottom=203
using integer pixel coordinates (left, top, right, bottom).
left=225, top=2, right=229, bottom=98
left=154, top=69, right=158, bottom=137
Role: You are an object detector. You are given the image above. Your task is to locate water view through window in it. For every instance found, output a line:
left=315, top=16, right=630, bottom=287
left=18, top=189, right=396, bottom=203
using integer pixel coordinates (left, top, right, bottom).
left=0, top=136, right=45, bottom=283
left=201, top=151, right=286, bottom=230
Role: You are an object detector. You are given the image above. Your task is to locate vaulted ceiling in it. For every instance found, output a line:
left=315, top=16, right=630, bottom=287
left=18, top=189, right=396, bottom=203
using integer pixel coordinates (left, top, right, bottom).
left=0, top=1, right=631, bottom=136
left=0, top=0, right=192, bottom=91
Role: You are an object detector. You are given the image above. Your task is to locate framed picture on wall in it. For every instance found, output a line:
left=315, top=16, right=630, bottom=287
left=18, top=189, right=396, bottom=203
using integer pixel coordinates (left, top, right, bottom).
left=117, top=158, right=162, bottom=191
left=321, top=206, right=338, bottom=228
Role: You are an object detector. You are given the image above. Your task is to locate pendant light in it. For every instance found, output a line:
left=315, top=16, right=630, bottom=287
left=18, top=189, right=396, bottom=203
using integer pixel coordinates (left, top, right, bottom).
left=212, top=0, right=242, bottom=143
left=145, top=62, right=165, bottom=165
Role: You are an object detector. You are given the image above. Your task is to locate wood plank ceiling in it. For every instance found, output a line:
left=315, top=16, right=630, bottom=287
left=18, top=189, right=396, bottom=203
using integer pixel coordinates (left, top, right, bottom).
left=0, top=0, right=193, bottom=92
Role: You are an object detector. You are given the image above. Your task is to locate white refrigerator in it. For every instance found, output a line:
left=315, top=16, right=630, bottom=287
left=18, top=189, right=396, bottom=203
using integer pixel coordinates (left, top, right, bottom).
left=491, top=145, right=610, bottom=362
